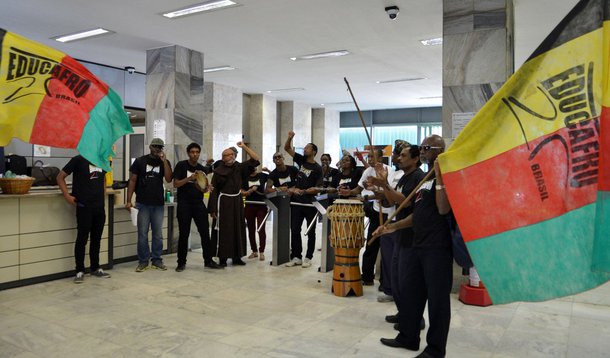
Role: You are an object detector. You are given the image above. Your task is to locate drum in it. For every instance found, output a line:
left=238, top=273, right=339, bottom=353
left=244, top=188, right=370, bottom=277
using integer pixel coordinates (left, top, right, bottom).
left=326, top=199, right=365, bottom=297
left=195, top=171, right=208, bottom=190
left=326, top=199, right=365, bottom=249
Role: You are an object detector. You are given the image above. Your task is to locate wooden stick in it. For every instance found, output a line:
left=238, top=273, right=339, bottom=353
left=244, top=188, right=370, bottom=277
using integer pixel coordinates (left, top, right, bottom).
left=367, top=170, right=434, bottom=246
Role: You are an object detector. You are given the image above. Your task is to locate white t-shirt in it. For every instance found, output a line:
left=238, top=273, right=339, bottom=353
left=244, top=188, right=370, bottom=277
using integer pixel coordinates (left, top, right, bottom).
left=358, top=164, right=395, bottom=214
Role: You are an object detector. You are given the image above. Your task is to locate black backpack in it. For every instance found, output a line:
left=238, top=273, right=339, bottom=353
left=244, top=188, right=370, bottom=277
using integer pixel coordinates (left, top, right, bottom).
left=5, top=154, right=27, bottom=175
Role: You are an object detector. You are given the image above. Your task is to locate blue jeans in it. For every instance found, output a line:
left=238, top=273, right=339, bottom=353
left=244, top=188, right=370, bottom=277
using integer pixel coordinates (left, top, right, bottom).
left=136, top=203, right=165, bottom=264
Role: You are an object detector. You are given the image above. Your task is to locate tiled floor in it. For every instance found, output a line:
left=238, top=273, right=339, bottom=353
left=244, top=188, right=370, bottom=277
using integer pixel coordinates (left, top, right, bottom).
left=2, top=240, right=610, bottom=357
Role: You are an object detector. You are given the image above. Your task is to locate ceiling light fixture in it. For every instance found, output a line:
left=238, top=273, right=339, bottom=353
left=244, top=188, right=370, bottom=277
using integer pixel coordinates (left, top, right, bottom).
left=203, top=65, right=236, bottom=73
left=420, top=37, right=443, bottom=46
left=290, top=50, right=350, bottom=61
left=53, top=28, right=112, bottom=43
left=163, top=0, right=237, bottom=18
left=376, top=77, right=426, bottom=84
left=419, top=96, right=443, bottom=99
left=265, top=88, right=305, bottom=93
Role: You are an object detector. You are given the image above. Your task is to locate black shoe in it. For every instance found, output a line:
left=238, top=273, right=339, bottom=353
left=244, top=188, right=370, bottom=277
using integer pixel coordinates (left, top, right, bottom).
left=205, top=261, right=223, bottom=269
left=233, top=258, right=246, bottom=266
left=394, top=323, right=399, bottom=331
left=420, top=317, right=426, bottom=330
left=362, top=280, right=374, bottom=286
left=218, top=259, right=227, bottom=267
left=385, top=314, right=398, bottom=323
left=379, top=338, right=419, bottom=351
left=414, top=351, right=436, bottom=358
left=175, top=265, right=185, bottom=272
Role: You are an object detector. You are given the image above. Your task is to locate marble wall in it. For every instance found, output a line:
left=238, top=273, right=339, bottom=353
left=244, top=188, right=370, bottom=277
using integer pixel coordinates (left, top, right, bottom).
left=203, top=82, right=244, bottom=162
left=246, top=94, right=277, bottom=169
left=146, top=45, right=204, bottom=166
left=279, top=101, right=312, bottom=165
left=312, top=108, right=340, bottom=162
left=442, top=0, right=514, bottom=139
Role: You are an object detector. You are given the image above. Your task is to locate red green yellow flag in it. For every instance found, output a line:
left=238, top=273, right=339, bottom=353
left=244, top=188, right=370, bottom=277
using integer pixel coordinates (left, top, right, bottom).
left=438, top=0, right=610, bottom=304
left=0, top=29, right=133, bottom=171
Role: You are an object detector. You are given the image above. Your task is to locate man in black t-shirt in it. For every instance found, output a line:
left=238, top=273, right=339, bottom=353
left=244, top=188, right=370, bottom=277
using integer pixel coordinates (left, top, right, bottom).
left=173, top=143, right=222, bottom=272
left=266, top=152, right=298, bottom=193
left=283, top=131, right=323, bottom=268
left=376, top=135, right=452, bottom=358
left=126, top=138, right=173, bottom=272
left=57, top=155, right=110, bottom=283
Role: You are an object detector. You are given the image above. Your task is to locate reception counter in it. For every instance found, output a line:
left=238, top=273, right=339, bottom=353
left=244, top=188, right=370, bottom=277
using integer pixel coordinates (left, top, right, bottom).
left=0, top=188, right=176, bottom=290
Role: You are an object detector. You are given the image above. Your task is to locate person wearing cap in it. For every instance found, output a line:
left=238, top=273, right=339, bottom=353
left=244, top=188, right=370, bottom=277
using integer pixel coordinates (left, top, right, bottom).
left=126, top=138, right=173, bottom=272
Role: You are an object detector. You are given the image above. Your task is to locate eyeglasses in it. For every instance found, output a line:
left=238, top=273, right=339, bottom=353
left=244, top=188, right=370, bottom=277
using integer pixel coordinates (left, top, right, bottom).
left=420, top=145, right=442, bottom=151
left=273, top=156, right=283, bottom=159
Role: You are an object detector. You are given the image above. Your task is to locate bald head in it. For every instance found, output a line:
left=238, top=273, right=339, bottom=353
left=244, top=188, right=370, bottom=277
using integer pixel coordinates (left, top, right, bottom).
left=222, top=148, right=236, bottom=165
left=420, top=135, right=445, bottom=165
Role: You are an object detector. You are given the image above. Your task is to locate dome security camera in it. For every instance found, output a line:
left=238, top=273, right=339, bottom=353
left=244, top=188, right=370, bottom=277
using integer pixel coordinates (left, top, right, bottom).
left=124, top=66, right=136, bottom=74
left=385, top=6, right=399, bottom=20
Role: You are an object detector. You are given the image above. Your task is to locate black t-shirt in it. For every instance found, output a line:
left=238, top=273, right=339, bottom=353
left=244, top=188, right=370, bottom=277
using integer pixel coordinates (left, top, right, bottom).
left=173, top=160, right=210, bottom=203
left=292, top=153, right=323, bottom=204
left=268, top=166, right=298, bottom=188
left=243, top=172, right=268, bottom=202
left=62, top=155, right=106, bottom=208
left=396, top=168, right=426, bottom=247
left=331, top=170, right=361, bottom=191
left=412, top=177, right=451, bottom=248
left=130, top=155, right=170, bottom=206
left=322, top=167, right=339, bottom=188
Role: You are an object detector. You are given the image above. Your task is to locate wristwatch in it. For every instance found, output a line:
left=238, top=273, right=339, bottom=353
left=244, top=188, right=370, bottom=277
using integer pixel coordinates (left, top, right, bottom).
left=435, top=184, right=445, bottom=190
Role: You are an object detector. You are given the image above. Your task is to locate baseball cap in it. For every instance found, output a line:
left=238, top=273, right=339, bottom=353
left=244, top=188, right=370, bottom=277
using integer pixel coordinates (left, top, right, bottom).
left=393, top=139, right=410, bottom=154
left=150, top=138, right=164, bottom=147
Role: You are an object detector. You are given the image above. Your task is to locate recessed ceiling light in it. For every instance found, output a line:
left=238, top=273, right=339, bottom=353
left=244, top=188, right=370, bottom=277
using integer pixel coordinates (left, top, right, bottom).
left=204, top=66, right=236, bottom=73
left=290, top=50, right=350, bottom=61
left=53, top=28, right=113, bottom=43
left=163, top=0, right=237, bottom=18
left=420, top=37, right=443, bottom=46
left=376, top=77, right=426, bottom=84
left=419, top=96, right=443, bottom=99
left=265, top=88, right=305, bottom=93
left=321, top=101, right=352, bottom=105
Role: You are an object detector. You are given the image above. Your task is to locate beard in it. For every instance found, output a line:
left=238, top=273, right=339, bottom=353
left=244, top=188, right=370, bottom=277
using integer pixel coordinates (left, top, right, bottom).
left=420, top=156, right=430, bottom=165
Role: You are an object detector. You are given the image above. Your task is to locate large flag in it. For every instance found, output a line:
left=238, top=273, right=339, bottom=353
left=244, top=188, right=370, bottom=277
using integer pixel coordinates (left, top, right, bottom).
left=438, top=0, right=610, bottom=304
left=0, top=29, right=133, bottom=171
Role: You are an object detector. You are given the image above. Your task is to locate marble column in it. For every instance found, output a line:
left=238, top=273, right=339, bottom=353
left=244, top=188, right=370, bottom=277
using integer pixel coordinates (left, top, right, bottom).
left=245, top=94, right=277, bottom=169
left=203, top=82, right=243, bottom=162
left=442, top=0, right=514, bottom=139
left=278, top=101, right=312, bottom=165
left=312, top=108, right=340, bottom=162
left=146, top=45, right=204, bottom=165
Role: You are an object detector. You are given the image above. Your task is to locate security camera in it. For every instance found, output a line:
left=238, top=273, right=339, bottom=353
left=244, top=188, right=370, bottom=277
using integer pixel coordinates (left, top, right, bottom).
left=125, top=66, right=136, bottom=74
left=385, top=6, right=399, bottom=20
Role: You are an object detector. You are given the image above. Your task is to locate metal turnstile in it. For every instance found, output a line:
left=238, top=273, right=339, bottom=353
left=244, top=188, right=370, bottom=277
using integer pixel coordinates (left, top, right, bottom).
left=265, top=191, right=291, bottom=266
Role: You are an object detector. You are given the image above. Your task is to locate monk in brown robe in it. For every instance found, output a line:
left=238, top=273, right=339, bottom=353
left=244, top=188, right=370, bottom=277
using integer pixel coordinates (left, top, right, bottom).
left=209, top=142, right=260, bottom=266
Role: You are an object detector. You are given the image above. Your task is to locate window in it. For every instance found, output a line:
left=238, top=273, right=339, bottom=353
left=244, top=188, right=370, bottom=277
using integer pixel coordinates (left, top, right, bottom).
left=373, top=125, right=418, bottom=146
left=340, top=127, right=371, bottom=152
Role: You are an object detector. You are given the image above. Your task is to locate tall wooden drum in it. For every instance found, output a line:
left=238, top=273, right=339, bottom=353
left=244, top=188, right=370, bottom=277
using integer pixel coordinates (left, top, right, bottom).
left=326, top=199, right=365, bottom=297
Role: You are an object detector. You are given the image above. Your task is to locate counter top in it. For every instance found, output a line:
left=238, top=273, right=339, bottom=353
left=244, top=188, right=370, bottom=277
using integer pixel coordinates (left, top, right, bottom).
left=0, top=187, right=123, bottom=199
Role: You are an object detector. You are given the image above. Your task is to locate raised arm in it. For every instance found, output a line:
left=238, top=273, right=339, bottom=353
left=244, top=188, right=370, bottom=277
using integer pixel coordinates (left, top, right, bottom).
left=237, top=141, right=260, bottom=162
left=283, top=131, right=296, bottom=157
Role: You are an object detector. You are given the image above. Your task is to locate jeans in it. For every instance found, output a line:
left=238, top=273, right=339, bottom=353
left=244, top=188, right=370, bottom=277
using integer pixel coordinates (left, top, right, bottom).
left=74, top=205, right=106, bottom=273
left=136, top=203, right=165, bottom=264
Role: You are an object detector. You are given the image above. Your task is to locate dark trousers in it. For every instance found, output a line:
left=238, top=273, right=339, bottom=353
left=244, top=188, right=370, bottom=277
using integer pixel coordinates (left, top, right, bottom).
left=245, top=204, right=268, bottom=253
left=361, top=206, right=386, bottom=282
left=177, top=201, right=213, bottom=266
left=392, top=241, right=409, bottom=312
left=380, top=231, right=397, bottom=296
left=74, top=205, right=106, bottom=273
left=397, top=246, right=453, bottom=358
left=290, top=205, right=317, bottom=259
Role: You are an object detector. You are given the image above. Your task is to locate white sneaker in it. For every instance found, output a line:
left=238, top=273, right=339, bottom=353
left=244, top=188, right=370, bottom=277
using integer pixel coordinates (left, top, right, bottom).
left=377, top=293, right=394, bottom=303
left=284, top=257, right=302, bottom=267
left=302, top=258, right=312, bottom=268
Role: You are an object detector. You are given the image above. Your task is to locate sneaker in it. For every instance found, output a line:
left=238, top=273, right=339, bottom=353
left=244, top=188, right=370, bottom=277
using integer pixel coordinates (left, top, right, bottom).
left=74, top=271, right=84, bottom=284
left=248, top=252, right=258, bottom=259
left=91, top=269, right=111, bottom=278
left=151, top=261, right=167, bottom=270
left=175, top=265, right=185, bottom=272
left=302, top=258, right=312, bottom=268
left=135, top=263, right=149, bottom=272
left=205, top=261, right=223, bottom=269
left=385, top=314, right=398, bottom=323
left=259, top=253, right=265, bottom=261
left=377, top=293, right=394, bottom=303
left=233, top=258, right=247, bottom=266
left=284, top=257, right=302, bottom=267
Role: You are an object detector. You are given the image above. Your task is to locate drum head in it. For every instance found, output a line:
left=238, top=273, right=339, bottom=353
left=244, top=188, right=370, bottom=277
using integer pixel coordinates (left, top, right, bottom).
left=196, top=172, right=208, bottom=190
left=333, top=199, right=362, bottom=205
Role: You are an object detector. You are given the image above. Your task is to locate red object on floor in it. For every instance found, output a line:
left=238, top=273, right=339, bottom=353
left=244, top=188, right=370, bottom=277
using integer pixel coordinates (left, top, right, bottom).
left=458, top=283, right=493, bottom=306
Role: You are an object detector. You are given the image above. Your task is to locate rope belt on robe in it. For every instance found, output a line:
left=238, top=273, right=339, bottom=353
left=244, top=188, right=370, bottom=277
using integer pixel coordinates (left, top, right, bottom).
left=214, top=191, right=243, bottom=256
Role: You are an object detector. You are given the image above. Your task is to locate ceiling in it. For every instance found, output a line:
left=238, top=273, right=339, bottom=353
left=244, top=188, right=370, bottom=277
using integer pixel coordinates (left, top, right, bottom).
left=1, top=0, right=579, bottom=112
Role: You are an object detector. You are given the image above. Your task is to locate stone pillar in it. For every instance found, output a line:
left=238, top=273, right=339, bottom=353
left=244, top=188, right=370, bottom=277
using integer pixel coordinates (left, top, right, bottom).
left=442, top=0, right=514, bottom=140
left=146, top=45, right=204, bottom=165
left=203, top=82, right=243, bottom=162
left=278, top=101, right=312, bottom=165
left=312, top=108, right=340, bottom=162
left=245, top=94, right=277, bottom=169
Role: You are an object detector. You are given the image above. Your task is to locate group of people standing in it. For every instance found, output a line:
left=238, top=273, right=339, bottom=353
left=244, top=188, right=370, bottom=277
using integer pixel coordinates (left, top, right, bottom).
left=59, top=131, right=455, bottom=358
